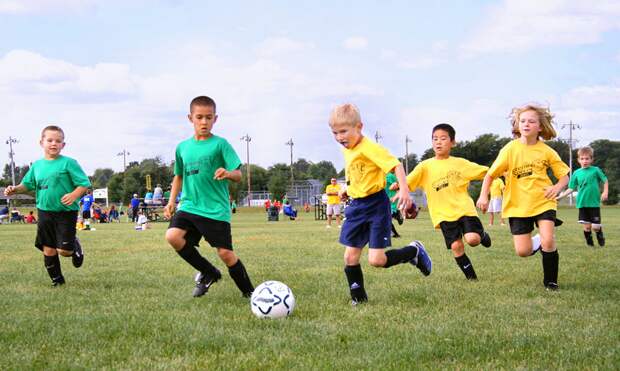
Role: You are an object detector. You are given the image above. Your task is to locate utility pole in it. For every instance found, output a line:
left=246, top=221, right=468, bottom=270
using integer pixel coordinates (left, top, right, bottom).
left=285, top=138, right=294, bottom=184
left=374, top=130, right=382, bottom=143
left=405, top=135, right=412, bottom=174
left=117, top=149, right=130, bottom=171
left=6, top=136, right=18, bottom=186
left=240, top=134, right=252, bottom=206
left=560, top=121, right=580, bottom=206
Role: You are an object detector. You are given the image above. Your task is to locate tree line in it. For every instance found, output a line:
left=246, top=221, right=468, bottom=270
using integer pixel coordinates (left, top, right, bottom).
left=2, top=136, right=618, bottom=204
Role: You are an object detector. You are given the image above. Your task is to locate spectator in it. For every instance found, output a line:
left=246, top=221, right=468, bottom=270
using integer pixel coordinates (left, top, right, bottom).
left=130, top=194, right=140, bottom=222
left=108, top=205, right=120, bottom=223
left=25, top=211, right=37, bottom=224
left=144, top=191, right=154, bottom=205
left=283, top=201, right=297, bottom=220
left=0, top=206, right=9, bottom=223
left=10, top=207, right=25, bottom=223
left=153, top=184, right=163, bottom=205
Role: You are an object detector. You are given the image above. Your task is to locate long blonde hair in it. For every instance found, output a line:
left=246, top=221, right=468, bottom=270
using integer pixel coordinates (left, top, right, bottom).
left=510, top=104, right=557, bottom=140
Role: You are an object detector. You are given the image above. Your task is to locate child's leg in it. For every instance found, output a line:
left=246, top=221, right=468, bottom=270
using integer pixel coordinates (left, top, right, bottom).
left=217, top=248, right=254, bottom=297
left=451, top=240, right=477, bottom=280
left=582, top=222, right=594, bottom=246
left=391, top=222, right=400, bottom=238
left=344, top=247, right=367, bottom=303
left=165, top=228, right=220, bottom=278
left=538, top=220, right=559, bottom=289
left=43, top=246, right=64, bottom=285
left=489, top=213, right=494, bottom=226
left=512, top=234, right=535, bottom=257
left=593, top=224, right=605, bottom=246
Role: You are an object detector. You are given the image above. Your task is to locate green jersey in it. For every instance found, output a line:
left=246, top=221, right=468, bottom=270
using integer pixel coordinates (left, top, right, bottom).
left=175, top=135, right=241, bottom=222
left=569, top=166, right=608, bottom=208
left=385, top=172, right=398, bottom=213
left=21, top=155, right=91, bottom=212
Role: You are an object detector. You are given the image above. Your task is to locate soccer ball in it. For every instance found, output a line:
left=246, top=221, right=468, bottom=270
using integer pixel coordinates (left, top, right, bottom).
left=404, top=202, right=419, bottom=219
left=250, top=281, right=295, bottom=319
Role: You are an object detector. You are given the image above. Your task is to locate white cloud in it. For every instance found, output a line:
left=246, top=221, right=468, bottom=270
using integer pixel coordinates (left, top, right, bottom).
left=256, top=37, right=314, bottom=57
left=0, top=0, right=100, bottom=13
left=562, top=84, right=620, bottom=108
left=461, top=0, right=620, bottom=56
left=343, top=37, right=368, bottom=50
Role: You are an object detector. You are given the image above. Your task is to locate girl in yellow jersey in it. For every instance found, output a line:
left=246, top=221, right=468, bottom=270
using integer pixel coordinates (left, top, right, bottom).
left=477, top=104, right=569, bottom=290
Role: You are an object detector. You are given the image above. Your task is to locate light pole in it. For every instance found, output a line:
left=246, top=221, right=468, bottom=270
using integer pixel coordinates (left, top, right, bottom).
left=285, top=138, right=294, bottom=184
left=405, top=135, right=412, bottom=174
left=240, top=134, right=252, bottom=206
left=117, top=149, right=130, bottom=171
left=374, top=130, right=382, bottom=143
left=560, top=121, right=580, bottom=206
left=6, top=136, right=18, bottom=186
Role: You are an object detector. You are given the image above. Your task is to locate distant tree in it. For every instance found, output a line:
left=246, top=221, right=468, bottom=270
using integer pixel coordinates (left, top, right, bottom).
left=589, top=140, right=620, bottom=204
left=307, top=161, right=337, bottom=182
left=267, top=163, right=291, bottom=200
left=293, top=158, right=312, bottom=180
left=90, top=168, right=115, bottom=189
left=398, top=153, right=419, bottom=173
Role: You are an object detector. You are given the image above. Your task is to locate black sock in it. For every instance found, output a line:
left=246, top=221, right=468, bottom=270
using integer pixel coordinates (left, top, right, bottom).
left=384, top=244, right=418, bottom=268
left=177, top=244, right=219, bottom=277
left=541, top=250, right=559, bottom=286
left=596, top=229, right=605, bottom=245
left=44, top=254, right=63, bottom=282
left=344, top=264, right=367, bottom=302
left=455, top=254, right=477, bottom=280
left=228, top=259, right=254, bottom=296
left=584, top=231, right=593, bottom=245
left=391, top=223, right=400, bottom=237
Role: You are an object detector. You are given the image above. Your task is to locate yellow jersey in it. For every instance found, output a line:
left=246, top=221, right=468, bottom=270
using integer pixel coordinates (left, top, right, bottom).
left=406, top=156, right=488, bottom=228
left=490, top=178, right=505, bottom=198
left=488, top=139, right=569, bottom=217
left=325, top=184, right=342, bottom=205
left=343, top=136, right=400, bottom=199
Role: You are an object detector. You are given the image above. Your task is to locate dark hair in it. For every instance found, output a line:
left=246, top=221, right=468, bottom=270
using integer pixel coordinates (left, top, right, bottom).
left=41, top=125, right=65, bottom=139
left=432, top=123, right=455, bottom=141
left=190, top=96, right=216, bottom=113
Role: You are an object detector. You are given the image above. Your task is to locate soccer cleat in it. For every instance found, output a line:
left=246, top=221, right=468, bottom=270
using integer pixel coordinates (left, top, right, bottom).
left=242, top=291, right=253, bottom=299
left=351, top=297, right=367, bottom=306
left=72, top=238, right=84, bottom=268
left=192, top=269, right=222, bottom=297
left=51, top=276, right=65, bottom=287
left=480, top=231, right=492, bottom=248
left=545, top=282, right=559, bottom=291
left=409, top=241, right=432, bottom=276
left=596, top=231, right=605, bottom=247
left=392, top=233, right=401, bottom=238
left=394, top=211, right=404, bottom=225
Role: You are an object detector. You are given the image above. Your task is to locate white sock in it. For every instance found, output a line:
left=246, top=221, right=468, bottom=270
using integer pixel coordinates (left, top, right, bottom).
left=531, top=234, right=541, bottom=255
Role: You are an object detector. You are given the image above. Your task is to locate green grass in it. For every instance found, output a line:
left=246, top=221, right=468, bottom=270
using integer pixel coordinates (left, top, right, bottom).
left=1, top=207, right=619, bottom=370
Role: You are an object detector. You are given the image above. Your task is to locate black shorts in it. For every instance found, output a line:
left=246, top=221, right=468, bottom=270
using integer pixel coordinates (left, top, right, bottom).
left=35, top=209, right=78, bottom=252
left=578, top=207, right=601, bottom=224
left=82, top=210, right=91, bottom=219
left=439, top=216, right=484, bottom=249
left=508, top=209, right=556, bottom=235
left=168, top=211, right=233, bottom=250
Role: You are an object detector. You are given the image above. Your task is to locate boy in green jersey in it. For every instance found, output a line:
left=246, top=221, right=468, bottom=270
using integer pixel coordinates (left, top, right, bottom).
left=4, top=126, right=90, bottom=286
left=557, top=146, right=609, bottom=246
left=164, top=96, right=254, bottom=298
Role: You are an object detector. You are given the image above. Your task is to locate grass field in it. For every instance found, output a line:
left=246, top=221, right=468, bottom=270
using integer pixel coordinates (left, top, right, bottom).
left=1, top=207, right=619, bottom=370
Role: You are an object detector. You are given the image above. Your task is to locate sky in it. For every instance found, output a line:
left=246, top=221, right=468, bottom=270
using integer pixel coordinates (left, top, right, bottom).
left=1, top=0, right=619, bottom=175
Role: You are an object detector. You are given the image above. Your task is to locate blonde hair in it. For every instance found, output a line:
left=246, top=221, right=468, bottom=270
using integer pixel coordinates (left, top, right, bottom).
left=328, top=103, right=361, bottom=127
left=509, top=104, right=557, bottom=140
left=41, top=125, right=65, bottom=140
left=578, top=146, right=593, bottom=158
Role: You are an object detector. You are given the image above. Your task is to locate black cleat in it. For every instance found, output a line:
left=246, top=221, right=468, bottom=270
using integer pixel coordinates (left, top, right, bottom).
left=72, top=238, right=84, bottom=268
left=596, top=232, right=605, bottom=247
left=480, top=231, right=492, bottom=248
left=52, top=276, right=65, bottom=287
left=545, top=282, right=559, bottom=291
left=193, top=269, right=222, bottom=297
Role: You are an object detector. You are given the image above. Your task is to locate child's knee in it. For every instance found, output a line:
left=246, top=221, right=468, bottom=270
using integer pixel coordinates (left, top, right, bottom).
left=464, top=233, right=480, bottom=246
left=368, top=256, right=385, bottom=267
left=450, top=240, right=465, bottom=255
left=217, top=248, right=236, bottom=265
left=165, top=229, right=184, bottom=249
left=57, top=249, right=73, bottom=257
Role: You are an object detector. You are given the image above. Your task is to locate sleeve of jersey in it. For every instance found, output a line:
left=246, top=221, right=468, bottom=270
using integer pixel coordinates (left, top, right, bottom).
left=568, top=172, right=577, bottom=189
left=488, top=146, right=509, bottom=179
left=220, top=140, right=242, bottom=171
left=370, top=143, right=400, bottom=173
left=174, top=146, right=183, bottom=176
left=598, top=168, right=608, bottom=183
left=21, top=167, right=36, bottom=191
left=406, top=163, right=424, bottom=191
left=463, top=159, right=489, bottom=181
left=548, top=148, right=569, bottom=179
left=69, top=159, right=92, bottom=188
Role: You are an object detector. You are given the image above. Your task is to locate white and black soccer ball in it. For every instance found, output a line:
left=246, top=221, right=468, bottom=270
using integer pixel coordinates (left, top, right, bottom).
left=250, top=281, right=295, bottom=319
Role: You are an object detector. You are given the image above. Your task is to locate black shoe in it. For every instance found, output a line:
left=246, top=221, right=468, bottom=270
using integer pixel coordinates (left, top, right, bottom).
left=394, top=212, right=404, bottom=225
left=480, top=231, right=492, bottom=248
left=596, top=232, right=605, bottom=247
left=193, top=269, right=222, bottom=297
left=392, top=233, right=401, bottom=238
left=545, top=282, right=559, bottom=291
left=586, top=239, right=594, bottom=247
left=52, top=276, right=65, bottom=287
left=242, top=291, right=253, bottom=299
left=72, top=238, right=84, bottom=268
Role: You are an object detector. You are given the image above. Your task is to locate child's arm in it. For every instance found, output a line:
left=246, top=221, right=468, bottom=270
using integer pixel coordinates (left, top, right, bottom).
left=476, top=174, right=494, bottom=213
left=61, top=186, right=88, bottom=206
left=556, top=187, right=574, bottom=201
left=3, top=184, right=28, bottom=196
left=601, top=180, right=609, bottom=202
left=544, top=175, right=569, bottom=199
left=392, top=164, right=412, bottom=211
left=214, top=168, right=242, bottom=182
left=164, top=175, right=182, bottom=219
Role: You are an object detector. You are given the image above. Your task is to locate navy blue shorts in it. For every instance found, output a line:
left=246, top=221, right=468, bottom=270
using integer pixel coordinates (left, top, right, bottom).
left=339, top=191, right=391, bottom=249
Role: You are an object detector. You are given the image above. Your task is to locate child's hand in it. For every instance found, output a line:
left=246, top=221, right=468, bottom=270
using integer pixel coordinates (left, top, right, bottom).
left=476, top=196, right=489, bottom=213
left=213, top=168, right=229, bottom=180
left=393, top=188, right=412, bottom=212
left=338, top=189, right=348, bottom=201
left=601, top=192, right=608, bottom=202
left=544, top=184, right=562, bottom=200
left=389, top=183, right=399, bottom=191
left=61, top=193, right=78, bottom=206
left=163, top=202, right=176, bottom=219
left=4, top=185, right=15, bottom=196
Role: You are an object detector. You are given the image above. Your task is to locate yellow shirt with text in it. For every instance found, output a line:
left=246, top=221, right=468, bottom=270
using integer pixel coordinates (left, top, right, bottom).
left=325, top=184, right=342, bottom=205
left=490, top=178, right=505, bottom=198
left=488, top=139, right=569, bottom=217
left=406, top=157, right=488, bottom=228
left=343, top=136, right=400, bottom=199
